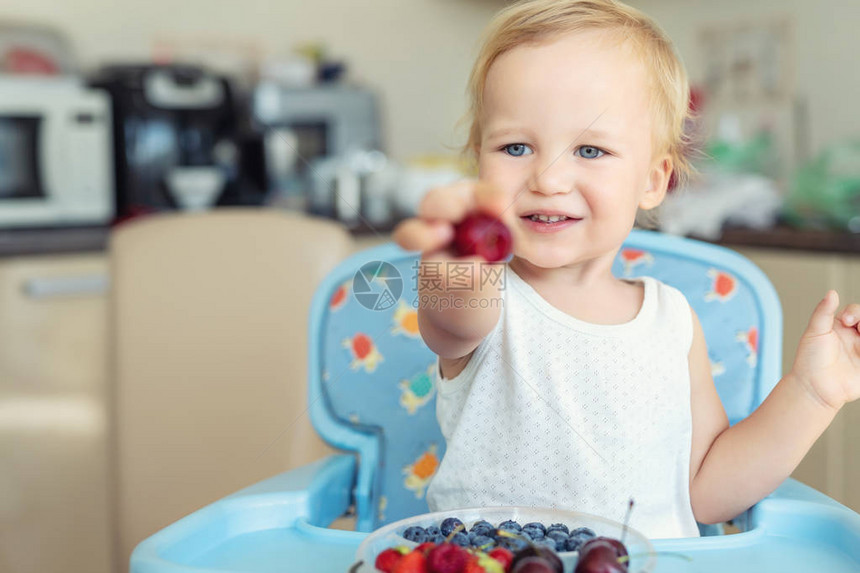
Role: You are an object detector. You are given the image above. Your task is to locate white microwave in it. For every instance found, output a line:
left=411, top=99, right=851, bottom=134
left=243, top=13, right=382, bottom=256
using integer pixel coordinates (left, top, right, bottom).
left=0, top=76, right=113, bottom=228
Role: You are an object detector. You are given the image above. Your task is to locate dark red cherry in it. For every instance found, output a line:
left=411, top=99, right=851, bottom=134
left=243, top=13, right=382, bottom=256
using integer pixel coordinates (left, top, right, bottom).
left=574, top=547, right=627, bottom=573
left=453, top=213, right=513, bottom=262
left=511, top=556, right=557, bottom=573
left=510, top=546, right=563, bottom=573
left=575, top=537, right=629, bottom=573
left=580, top=537, right=628, bottom=561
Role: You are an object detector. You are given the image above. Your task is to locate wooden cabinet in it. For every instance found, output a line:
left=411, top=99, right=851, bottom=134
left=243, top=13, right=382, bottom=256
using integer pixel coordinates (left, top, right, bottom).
left=734, top=247, right=860, bottom=512
left=0, top=255, right=112, bottom=573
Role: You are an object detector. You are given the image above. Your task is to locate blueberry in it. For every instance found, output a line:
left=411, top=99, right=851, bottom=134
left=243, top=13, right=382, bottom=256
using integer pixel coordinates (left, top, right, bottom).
left=547, top=530, right=568, bottom=551
left=564, top=536, right=584, bottom=552
left=534, top=537, right=557, bottom=551
left=440, top=517, right=464, bottom=537
left=565, top=527, right=596, bottom=552
left=498, top=520, right=522, bottom=532
left=521, top=525, right=545, bottom=540
left=402, top=525, right=428, bottom=543
left=450, top=532, right=470, bottom=547
left=431, top=534, right=446, bottom=544
left=426, top=525, right=441, bottom=537
left=569, top=527, right=595, bottom=540
left=498, top=536, right=529, bottom=552
left=470, top=534, right=496, bottom=549
left=469, top=521, right=495, bottom=538
left=523, top=522, right=547, bottom=535
left=546, top=523, right=570, bottom=535
left=518, top=528, right=533, bottom=541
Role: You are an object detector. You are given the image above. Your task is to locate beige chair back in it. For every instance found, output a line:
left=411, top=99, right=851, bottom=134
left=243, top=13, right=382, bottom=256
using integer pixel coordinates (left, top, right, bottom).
left=109, top=209, right=353, bottom=570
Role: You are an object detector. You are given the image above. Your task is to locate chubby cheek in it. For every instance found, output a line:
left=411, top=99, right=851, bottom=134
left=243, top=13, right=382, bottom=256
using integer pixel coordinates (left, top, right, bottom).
left=478, top=153, right=529, bottom=226
left=479, top=152, right=524, bottom=192
left=583, top=187, right=623, bottom=218
left=586, top=197, right=640, bottom=258
left=476, top=149, right=495, bottom=180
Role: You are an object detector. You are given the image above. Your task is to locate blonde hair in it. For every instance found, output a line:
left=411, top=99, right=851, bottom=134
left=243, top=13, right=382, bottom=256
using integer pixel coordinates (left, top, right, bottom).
left=459, top=0, right=696, bottom=189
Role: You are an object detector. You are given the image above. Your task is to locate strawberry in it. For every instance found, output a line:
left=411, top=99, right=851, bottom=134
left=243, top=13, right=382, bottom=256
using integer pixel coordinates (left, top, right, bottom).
left=376, top=548, right=405, bottom=573
left=427, top=543, right=469, bottom=573
left=453, top=213, right=513, bottom=262
left=416, top=542, right=437, bottom=555
left=462, top=560, right=487, bottom=573
left=487, top=547, right=514, bottom=571
left=393, top=550, right=429, bottom=573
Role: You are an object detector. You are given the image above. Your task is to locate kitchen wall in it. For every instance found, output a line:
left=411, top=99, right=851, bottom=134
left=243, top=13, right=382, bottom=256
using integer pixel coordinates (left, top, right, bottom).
left=635, top=0, right=860, bottom=160
left=0, top=0, right=506, bottom=162
left=3, top=0, right=857, bottom=163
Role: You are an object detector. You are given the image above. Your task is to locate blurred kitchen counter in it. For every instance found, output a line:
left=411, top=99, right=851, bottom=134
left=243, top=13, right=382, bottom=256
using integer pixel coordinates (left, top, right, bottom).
left=0, top=226, right=110, bottom=257
left=712, top=224, right=860, bottom=255
left=352, top=223, right=860, bottom=254
left=0, top=217, right=400, bottom=258
left=4, top=220, right=860, bottom=257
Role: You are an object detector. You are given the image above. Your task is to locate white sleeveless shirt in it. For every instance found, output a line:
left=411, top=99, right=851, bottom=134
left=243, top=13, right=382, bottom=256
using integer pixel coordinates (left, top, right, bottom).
left=426, top=266, right=700, bottom=539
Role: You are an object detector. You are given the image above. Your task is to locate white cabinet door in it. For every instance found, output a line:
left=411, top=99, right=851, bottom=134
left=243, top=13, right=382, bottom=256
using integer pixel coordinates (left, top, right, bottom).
left=0, top=255, right=112, bottom=573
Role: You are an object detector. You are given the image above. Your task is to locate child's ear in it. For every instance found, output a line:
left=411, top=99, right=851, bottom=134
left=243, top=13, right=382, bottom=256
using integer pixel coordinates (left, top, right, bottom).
left=639, top=154, right=673, bottom=210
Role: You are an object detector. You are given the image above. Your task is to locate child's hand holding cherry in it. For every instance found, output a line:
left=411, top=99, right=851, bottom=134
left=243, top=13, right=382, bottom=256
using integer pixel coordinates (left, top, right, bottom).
left=789, top=291, right=860, bottom=411
left=393, top=179, right=514, bottom=268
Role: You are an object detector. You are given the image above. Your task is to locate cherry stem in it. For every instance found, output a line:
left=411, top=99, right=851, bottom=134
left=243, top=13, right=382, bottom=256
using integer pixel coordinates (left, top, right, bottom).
left=621, top=498, right=634, bottom=545
left=445, top=523, right=466, bottom=543
left=495, top=528, right=539, bottom=551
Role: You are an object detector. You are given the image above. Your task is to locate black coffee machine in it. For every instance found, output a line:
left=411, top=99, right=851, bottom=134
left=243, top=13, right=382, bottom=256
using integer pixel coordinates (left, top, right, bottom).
left=91, top=64, right=265, bottom=220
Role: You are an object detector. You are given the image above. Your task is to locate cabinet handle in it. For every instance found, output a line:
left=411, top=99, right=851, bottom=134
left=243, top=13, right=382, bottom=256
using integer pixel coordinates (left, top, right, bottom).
left=22, top=274, right=109, bottom=299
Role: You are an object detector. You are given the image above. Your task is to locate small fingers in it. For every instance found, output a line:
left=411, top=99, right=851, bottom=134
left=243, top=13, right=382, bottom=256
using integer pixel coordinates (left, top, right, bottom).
left=393, top=218, right=454, bottom=253
left=805, top=290, right=840, bottom=337
left=418, top=180, right=478, bottom=222
left=839, top=302, right=860, bottom=329
left=473, top=180, right=513, bottom=220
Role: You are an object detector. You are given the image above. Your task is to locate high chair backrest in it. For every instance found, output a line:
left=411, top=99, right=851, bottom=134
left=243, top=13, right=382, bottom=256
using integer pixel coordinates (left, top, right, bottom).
left=308, top=230, right=782, bottom=532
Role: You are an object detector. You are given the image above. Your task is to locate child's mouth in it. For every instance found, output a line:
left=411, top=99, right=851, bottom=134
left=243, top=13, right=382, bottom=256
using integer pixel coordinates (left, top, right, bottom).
left=520, top=213, right=581, bottom=233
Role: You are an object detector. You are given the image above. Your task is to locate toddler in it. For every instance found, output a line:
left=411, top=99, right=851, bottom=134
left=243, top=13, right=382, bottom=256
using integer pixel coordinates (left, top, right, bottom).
left=393, top=0, right=860, bottom=538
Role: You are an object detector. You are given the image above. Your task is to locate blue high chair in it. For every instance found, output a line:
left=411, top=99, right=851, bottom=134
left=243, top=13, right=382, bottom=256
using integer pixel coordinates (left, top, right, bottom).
left=130, top=230, right=860, bottom=572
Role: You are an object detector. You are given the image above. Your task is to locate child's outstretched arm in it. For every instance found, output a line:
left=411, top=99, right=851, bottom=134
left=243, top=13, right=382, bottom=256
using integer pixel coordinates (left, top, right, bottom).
left=688, top=291, right=860, bottom=524
left=393, top=180, right=511, bottom=376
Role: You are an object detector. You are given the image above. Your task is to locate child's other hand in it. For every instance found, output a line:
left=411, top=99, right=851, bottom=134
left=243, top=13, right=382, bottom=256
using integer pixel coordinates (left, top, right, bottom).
left=392, top=179, right=511, bottom=258
left=790, top=290, right=860, bottom=410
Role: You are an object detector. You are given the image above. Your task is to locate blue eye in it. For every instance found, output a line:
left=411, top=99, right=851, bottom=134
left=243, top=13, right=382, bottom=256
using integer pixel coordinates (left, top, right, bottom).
left=576, top=145, right=604, bottom=159
left=503, top=143, right=532, bottom=157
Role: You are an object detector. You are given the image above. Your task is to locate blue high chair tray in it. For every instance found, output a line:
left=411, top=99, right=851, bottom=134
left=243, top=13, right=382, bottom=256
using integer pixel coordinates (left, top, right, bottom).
left=130, top=230, right=860, bottom=573
left=132, top=470, right=860, bottom=571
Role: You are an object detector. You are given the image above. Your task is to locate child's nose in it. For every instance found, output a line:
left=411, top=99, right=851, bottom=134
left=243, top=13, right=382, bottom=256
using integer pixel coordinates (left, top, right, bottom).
left=530, top=156, right=575, bottom=196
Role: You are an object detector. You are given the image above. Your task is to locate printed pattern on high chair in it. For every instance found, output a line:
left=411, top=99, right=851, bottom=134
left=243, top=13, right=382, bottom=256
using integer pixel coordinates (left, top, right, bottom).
left=310, top=229, right=782, bottom=531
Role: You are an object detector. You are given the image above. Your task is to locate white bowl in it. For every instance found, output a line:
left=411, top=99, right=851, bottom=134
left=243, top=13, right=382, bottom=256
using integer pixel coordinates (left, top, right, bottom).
left=165, top=166, right=225, bottom=211
left=354, top=506, right=656, bottom=573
